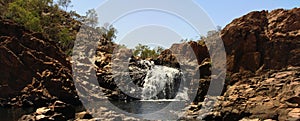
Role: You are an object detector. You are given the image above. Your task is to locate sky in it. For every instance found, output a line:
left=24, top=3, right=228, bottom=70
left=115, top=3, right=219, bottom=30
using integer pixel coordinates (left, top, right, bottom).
left=64, top=0, right=299, bottom=48
left=69, top=0, right=299, bottom=27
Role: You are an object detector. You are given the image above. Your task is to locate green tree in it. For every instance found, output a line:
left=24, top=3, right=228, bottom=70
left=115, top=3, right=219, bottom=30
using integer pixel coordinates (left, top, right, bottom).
left=57, top=0, right=72, bottom=11
left=133, top=44, right=164, bottom=59
left=5, top=0, right=55, bottom=30
left=155, top=46, right=164, bottom=55
left=58, top=28, right=73, bottom=55
left=97, top=23, right=117, bottom=42
left=4, top=0, right=52, bottom=32
left=84, top=9, right=98, bottom=28
left=4, top=0, right=77, bottom=55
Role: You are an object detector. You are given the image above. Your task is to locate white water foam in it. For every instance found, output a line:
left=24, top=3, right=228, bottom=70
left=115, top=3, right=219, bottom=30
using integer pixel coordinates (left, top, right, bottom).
left=139, top=60, right=188, bottom=101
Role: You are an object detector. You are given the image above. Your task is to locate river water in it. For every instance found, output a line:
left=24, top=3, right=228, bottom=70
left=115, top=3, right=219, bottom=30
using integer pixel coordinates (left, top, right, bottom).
left=110, top=100, right=181, bottom=114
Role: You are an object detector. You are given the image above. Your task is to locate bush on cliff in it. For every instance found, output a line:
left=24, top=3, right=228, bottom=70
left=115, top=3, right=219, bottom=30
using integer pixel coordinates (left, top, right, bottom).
left=2, top=0, right=79, bottom=55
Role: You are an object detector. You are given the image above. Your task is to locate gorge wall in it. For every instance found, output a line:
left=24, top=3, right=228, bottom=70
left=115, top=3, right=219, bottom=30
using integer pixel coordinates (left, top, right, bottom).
left=0, top=19, right=79, bottom=107
left=0, top=6, right=299, bottom=121
left=184, top=8, right=300, bottom=120
left=223, top=8, right=300, bottom=73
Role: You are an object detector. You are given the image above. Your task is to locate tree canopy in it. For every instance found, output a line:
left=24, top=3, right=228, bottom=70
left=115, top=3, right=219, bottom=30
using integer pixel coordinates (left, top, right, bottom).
left=133, top=44, right=164, bottom=59
left=57, top=0, right=72, bottom=11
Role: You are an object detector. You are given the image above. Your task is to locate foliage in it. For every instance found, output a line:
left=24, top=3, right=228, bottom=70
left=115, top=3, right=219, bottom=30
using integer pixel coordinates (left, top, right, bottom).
left=5, top=0, right=52, bottom=31
left=1, top=0, right=118, bottom=56
left=84, top=9, right=98, bottom=28
left=84, top=9, right=117, bottom=43
left=2, top=0, right=79, bottom=55
left=58, top=27, right=74, bottom=54
left=83, top=9, right=117, bottom=48
left=57, top=0, right=72, bottom=11
left=0, top=0, right=15, bottom=16
left=97, top=24, right=117, bottom=42
left=4, top=0, right=53, bottom=32
left=197, top=26, right=222, bottom=44
left=133, top=44, right=164, bottom=59
left=180, top=38, right=194, bottom=43
left=118, top=44, right=127, bottom=49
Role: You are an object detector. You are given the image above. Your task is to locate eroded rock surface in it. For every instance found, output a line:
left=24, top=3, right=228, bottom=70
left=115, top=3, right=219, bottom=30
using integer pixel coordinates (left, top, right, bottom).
left=223, top=8, right=300, bottom=73
left=0, top=19, right=80, bottom=107
left=186, top=8, right=300, bottom=121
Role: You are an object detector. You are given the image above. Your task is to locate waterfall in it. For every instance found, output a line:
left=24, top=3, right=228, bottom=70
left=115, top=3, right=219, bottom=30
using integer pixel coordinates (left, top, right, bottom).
left=132, top=60, right=188, bottom=100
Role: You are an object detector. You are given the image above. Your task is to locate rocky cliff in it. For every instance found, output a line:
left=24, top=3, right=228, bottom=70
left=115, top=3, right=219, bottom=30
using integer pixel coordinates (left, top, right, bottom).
left=159, top=8, right=299, bottom=77
left=0, top=19, right=79, bottom=108
left=223, top=8, right=300, bottom=74
left=184, top=8, right=300, bottom=120
left=0, top=5, right=299, bottom=121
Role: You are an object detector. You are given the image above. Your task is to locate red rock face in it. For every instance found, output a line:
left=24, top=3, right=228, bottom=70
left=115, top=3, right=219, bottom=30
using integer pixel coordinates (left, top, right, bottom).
left=184, top=8, right=300, bottom=121
left=222, top=8, right=300, bottom=73
left=0, top=19, right=79, bottom=106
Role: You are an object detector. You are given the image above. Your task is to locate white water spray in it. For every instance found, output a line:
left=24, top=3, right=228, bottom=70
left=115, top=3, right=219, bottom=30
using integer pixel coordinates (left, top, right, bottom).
left=136, top=60, right=188, bottom=101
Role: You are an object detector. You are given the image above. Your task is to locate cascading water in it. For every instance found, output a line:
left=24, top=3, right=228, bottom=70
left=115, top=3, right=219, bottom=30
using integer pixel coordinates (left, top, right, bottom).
left=132, top=60, right=188, bottom=101
left=108, top=59, right=192, bottom=116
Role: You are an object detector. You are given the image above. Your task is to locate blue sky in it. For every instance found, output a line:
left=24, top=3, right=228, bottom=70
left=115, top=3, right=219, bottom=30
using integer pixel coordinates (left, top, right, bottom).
left=69, top=0, right=298, bottom=27
left=65, top=0, right=299, bottom=48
